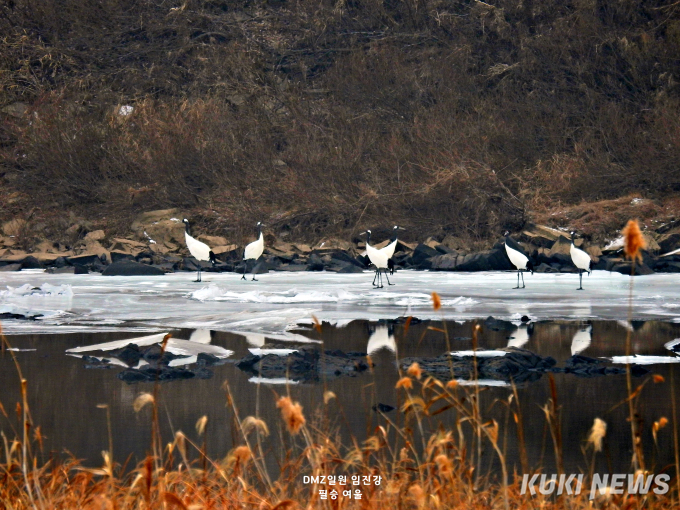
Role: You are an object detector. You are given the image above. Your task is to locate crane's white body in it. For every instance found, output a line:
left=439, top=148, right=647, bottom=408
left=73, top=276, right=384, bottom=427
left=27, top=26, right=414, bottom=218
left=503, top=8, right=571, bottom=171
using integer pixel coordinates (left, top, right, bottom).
left=505, top=242, right=529, bottom=270
left=570, top=243, right=592, bottom=272
left=366, top=240, right=389, bottom=269
left=244, top=232, right=264, bottom=261
left=571, top=325, right=592, bottom=355
left=185, top=231, right=212, bottom=262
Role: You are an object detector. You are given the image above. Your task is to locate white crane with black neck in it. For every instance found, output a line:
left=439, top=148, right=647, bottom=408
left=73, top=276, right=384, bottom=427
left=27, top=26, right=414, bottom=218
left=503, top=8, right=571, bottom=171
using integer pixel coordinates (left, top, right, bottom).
left=503, top=231, right=534, bottom=289
left=242, top=222, right=265, bottom=281
left=361, top=230, right=393, bottom=288
left=570, top=231, right=592, bottom=290
left=183, top=219, right=217, bottom=282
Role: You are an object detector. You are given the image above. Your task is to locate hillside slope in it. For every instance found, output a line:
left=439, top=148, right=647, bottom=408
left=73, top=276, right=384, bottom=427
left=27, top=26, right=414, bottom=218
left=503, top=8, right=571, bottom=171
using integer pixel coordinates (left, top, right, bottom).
left=1, top=0, right=680, bottom=245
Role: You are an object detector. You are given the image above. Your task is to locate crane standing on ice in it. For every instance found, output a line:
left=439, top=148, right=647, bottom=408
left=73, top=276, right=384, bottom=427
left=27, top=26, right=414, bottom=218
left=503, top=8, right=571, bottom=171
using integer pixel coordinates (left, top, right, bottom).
left=242, top=222, right=265, bottom=281
left=183, top=219, right=217, bottom=282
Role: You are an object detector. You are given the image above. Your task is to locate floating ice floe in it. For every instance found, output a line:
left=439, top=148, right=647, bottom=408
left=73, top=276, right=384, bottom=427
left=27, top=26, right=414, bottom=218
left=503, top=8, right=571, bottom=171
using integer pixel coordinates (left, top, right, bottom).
left=248, top=376, right=300, bottom=385
left=450, top=350, right=507, bottom=357
left=609, top=354, right=680, bottom=365
left=1, top=283, right=73, bottom=298
left=454, top=379, right=510, bottom=387
left=248, top=348, right=298, bottom=356
left=65, top=332, right=233, bottom=359
left=664, top=338, right=680, bottom=352
left=7, top=348, right=37, bottom=352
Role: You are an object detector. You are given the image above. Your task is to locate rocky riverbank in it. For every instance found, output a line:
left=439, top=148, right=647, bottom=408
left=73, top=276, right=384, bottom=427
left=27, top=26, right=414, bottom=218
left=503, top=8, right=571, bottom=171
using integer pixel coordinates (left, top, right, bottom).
left=2, top=209, right=680, bottom=276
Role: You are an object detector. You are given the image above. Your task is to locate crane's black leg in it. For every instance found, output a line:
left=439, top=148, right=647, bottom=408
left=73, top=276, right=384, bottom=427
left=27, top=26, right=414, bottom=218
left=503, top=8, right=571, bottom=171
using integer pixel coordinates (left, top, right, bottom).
left=241, top=262, right=247, bottom=280
left=521, top=271, right=525, bottom=288
left=514, top=271, right=520, bottom=289
left=385, top=269, right=394, bottom=285
left=372, top=269, right=378, bottom=286
left=577, top=270, right=584, bottom=290
left=376, top=269, right=383, bottom=289
left=195, top=267, right=201, bottom=283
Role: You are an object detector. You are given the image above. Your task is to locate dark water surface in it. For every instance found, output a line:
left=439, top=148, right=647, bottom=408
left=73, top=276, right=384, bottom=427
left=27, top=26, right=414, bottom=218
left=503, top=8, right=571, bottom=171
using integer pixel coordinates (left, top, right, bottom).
left=1, top=319, right=679, bottom=476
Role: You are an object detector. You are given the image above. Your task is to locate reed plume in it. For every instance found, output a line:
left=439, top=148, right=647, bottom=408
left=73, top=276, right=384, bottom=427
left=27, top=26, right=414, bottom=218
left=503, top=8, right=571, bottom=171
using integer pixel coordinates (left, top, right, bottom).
left=407, top=362, right=422, bottom=380
left=587, top=418, right=607, bottom=452
left=623, top=219, right=646, bottom=263
left=396, top=377, right=413, bottom=390
left=133, top=393, right=154, bottom=412
left=276, top=397, right=306, bottom=434
left=431, top=292, right=441, bottom=311
left=242, top=416, right=270, bottom=437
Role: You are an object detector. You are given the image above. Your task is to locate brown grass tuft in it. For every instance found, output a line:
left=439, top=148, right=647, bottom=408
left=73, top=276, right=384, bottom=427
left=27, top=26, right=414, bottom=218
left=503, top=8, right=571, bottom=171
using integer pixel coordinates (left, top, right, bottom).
left=232, top=445, right=252, bottom=464
left=434, top=454, right=453, bottom=476
left=276, top=397, right=306, bottom=435
left=622, top=219, right=646, bottom=263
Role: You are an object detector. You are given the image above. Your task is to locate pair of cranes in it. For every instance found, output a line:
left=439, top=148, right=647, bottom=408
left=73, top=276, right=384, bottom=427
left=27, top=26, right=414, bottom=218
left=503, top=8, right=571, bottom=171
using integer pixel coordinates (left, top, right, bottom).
left=183, top=219, right=264, bottom=282
left=504, top=231, right=593, bottom=290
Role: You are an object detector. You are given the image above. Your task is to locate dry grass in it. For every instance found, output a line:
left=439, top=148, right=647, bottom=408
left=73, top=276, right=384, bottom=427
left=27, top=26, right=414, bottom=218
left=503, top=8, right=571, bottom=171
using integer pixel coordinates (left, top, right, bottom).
left=2, top=293, right=680, bottom=508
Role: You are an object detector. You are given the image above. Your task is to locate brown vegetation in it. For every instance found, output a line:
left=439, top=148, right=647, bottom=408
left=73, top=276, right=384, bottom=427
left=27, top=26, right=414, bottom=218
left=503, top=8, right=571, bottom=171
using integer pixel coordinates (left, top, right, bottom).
left=1, top=0, right=680, bottom=244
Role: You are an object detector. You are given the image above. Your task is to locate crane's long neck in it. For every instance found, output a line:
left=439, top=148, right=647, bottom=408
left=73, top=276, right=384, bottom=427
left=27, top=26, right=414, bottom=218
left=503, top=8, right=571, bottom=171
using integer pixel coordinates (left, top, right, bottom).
left=257, top=225, right=263, bottom=240
left=390, top=229, right=399, bottom=243
left=365, top=231, right=372, bottom=245
left=184, top=222, right=191, bottom=236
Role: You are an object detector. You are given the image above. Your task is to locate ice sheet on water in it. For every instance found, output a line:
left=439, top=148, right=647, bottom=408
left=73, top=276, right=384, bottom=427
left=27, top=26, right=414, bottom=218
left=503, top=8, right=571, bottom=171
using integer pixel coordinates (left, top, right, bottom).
left=4, top=270, right=680, bottom=335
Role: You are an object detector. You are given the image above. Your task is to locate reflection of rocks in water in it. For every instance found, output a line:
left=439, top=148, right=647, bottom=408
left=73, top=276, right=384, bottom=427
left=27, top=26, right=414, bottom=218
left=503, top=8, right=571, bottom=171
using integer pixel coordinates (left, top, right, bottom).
left=78, top=342, right=228, bottom=383
left=236, top=345, right=370, bottom=383
left=552, top=354, right=649, bottom=378
left=399, top=347, right=556, bottom=385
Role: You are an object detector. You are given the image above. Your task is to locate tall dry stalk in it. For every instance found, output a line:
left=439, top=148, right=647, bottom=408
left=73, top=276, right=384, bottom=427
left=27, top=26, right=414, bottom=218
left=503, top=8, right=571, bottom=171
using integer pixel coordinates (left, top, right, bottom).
left=623, top=219, right=646, bottom=471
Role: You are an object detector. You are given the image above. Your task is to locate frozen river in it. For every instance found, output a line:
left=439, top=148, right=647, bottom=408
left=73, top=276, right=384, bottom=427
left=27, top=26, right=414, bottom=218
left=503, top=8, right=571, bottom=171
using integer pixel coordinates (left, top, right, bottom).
left=1, top=269, right=680, bottom=336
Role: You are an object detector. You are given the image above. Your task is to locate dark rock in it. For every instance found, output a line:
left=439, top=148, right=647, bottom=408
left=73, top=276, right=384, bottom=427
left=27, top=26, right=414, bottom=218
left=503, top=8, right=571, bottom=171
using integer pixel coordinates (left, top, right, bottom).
left=117, top=366, right=197, bottom=383
left=658, top=232, right=680, bottom=253
left=21, top=256, right=43, bottom=269
left=236, top=346, right=370, bottom=383
left=610, top=262, right=655, bottom=276
left=47, top=266, right=76, bottom=274
left=0, top=263, right=22, bottom=272
left=331, top=251, right=365, bottom=268
left=68, top=253, right=101, bottom=267
left=108, top=344, right=142, bottom=366
left=372, top=403, right=396, bottom=413
left=54, top=256, right=68, bottom=268
left=277, top=264, right=310, bottom=272
left=110, top=251, right=135, bottom=263
left=430, top=253, right=459, bottom=270
left=73, top=264, right=89, bottom=274
left=0, top=311, right=43, bottom=320
left=307, top=253, right=325, bottom=271
left=411, top=244, right=440, bottom=266
left=334, top=262, right=365, bottom=273
left=484, top=316, right=515, bottom=331
left=197, top=352, right=226, bottom=366
left=102, top=261, right=165, bottom=276
left=434, top=244, right=456, bottom=255
left=454, top=248, right=514, bottom=271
